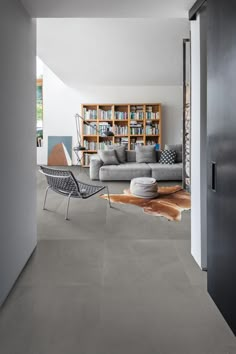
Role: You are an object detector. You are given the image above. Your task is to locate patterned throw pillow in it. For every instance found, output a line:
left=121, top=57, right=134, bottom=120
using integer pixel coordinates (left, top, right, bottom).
left=159, top=150, right=176, bottom=164
left=165, top=144, right=182, bottom=163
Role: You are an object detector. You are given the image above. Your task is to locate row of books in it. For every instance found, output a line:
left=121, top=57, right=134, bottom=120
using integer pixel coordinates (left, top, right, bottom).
left=130, top=121, right=143, bottom=135
left=83, top=109, right=97, bottom=120
left=98, top=141, right=113, bottom=150
left=130, top=112, right=144, bottom=120
left=115, top=137, right=128, bottom=148
left=83, top=130, right=159, bottom=136
left=114, top=125, right=128, bottom=135
left=98, top=109, right=112, bottom=120
left=146, top=127, right=159, bottom=135
left=146, top=112, right=160, bottom=120
left=115, top=111, right=128, bottom=120
left=130, top=128, right=144, bottom=135
left=83, top=153, right=93, bottom=166
left=146, top=122, right=159, bottom=135
left=83, top=140, right=97, bottom=150
left=99, top=122, right=112, bottom=135
left=130, top=105, right=143, bottom=112
left=130, top=137, right=144, bottom=150
left=83, top=123, right=97, bottom=135
left=82, top=112, right=160, bottom=121
left=83, top=140, right=116, bottom=150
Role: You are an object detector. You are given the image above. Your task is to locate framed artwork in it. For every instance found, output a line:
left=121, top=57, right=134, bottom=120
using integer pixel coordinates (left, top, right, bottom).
left=48, top=136, right=72, bottom=166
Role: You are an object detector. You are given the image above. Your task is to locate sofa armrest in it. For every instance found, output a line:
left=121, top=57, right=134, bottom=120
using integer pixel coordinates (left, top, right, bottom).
left=90, top=155, right=103, bottom=180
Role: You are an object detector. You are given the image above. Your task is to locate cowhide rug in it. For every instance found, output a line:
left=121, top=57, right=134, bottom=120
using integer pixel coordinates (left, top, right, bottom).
left=100, top=185, right=191, bottom=221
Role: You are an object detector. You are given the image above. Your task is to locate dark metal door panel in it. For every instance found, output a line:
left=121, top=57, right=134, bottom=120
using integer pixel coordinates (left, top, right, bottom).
left=207, top=0, right=236, bottom=335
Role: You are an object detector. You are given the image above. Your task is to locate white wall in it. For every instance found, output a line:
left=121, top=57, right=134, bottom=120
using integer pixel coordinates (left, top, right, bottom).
left=38, top=65, right=183, bottom=165
left=0, top=0, right=37, bottom=304
left=190, top=9, right=207, bottom=270
left=37, top=19, right=189, bottom=88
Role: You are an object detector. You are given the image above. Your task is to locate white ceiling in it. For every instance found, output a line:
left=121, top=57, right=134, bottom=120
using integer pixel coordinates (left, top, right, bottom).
left=22, top=0, right=194, bottom=18
left=37, top=18, right=190, bottom=88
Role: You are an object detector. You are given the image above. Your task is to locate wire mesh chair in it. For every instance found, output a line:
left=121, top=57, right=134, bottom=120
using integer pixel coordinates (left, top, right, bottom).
left=39, top=166, right=111, bottom=220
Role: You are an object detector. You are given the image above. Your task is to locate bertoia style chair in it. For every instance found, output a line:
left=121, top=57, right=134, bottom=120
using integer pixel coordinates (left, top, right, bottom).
left=39, top=166, right=111, bottom=220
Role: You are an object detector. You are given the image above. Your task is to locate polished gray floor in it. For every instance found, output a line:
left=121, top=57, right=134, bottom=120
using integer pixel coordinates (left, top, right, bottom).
left=0, top=167, right=236, bottom=354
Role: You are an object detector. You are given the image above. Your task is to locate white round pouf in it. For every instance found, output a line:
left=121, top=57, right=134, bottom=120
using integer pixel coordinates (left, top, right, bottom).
left=130, top=177, right=158, bottom=199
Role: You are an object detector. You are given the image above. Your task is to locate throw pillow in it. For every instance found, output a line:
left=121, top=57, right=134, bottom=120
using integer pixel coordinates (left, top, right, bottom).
left=159, top=150, right=176, bottom=164
left=165, top=144, right=182, bottom=163
left=105, top=144, right=126, bottom=163
left=98, top=150, right=120, bottom=165
left=135, top=145, right=157, bottom=163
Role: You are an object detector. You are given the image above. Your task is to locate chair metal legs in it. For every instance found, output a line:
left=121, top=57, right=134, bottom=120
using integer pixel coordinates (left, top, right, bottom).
left=43, top=186, right=72, bottom=220
left=65, top=192, right=73, bottom=220
left=43, top=185, right=111, bottom=220
left=106, top=186, right=111, bottom=208
left=43, top=186, right=51, bottom=210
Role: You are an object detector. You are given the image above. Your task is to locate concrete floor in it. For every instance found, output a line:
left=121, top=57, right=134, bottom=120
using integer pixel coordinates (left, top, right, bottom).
left=0, top=167, right=236, bottom=354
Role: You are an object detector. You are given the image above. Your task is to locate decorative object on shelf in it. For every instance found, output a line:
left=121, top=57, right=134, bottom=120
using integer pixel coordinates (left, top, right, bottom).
left=48, top=136, right=72, bottom=166
left=101, top=185, right=190, bottom=221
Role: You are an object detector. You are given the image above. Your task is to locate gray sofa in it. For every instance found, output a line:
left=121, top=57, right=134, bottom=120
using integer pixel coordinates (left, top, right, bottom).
left=90, top=150, right=183, bottom=181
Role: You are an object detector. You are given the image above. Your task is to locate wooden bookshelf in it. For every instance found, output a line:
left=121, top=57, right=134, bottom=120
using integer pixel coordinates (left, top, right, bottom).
left=81, top=103, right=162, bottom=166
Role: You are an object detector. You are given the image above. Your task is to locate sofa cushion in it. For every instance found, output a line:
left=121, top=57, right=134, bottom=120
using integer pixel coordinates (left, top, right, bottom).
left=105, top=144, right=126, bottom=163
left=148, top=163, right=183, bottom=181
left=90, top=155, right=103, bottom=180
left=98, top=149, right=119, bottom=165
left=99, top=163, right=151, bottom=181
left=159, top=150, right=176, bottom=165
left=127, top=150, right=161, bottom=162
left=126, top=150, right=136, bottom=162
left=135, top=145, right=156, bottom=163
left=165, top=144, right=182, bottom=163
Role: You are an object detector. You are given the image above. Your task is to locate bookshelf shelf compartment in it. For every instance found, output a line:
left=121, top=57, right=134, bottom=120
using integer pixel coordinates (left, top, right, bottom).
left=99, top=120, right=113, bottom=122
left=83, top=135, right=97, bottom=137
left=81, top=103, right=162, bottom=166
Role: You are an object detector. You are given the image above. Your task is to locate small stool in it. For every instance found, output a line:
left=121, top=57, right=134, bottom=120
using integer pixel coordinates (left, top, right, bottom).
left=130, top=177, right=158, bottom=199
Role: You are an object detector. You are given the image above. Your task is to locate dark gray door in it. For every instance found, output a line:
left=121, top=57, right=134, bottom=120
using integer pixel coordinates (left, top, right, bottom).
left=207, top=0, right=236, bottom=335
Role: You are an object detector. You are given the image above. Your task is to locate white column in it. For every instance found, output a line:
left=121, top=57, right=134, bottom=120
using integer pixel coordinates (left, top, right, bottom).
left=190, top=9, right=207, bottom=270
